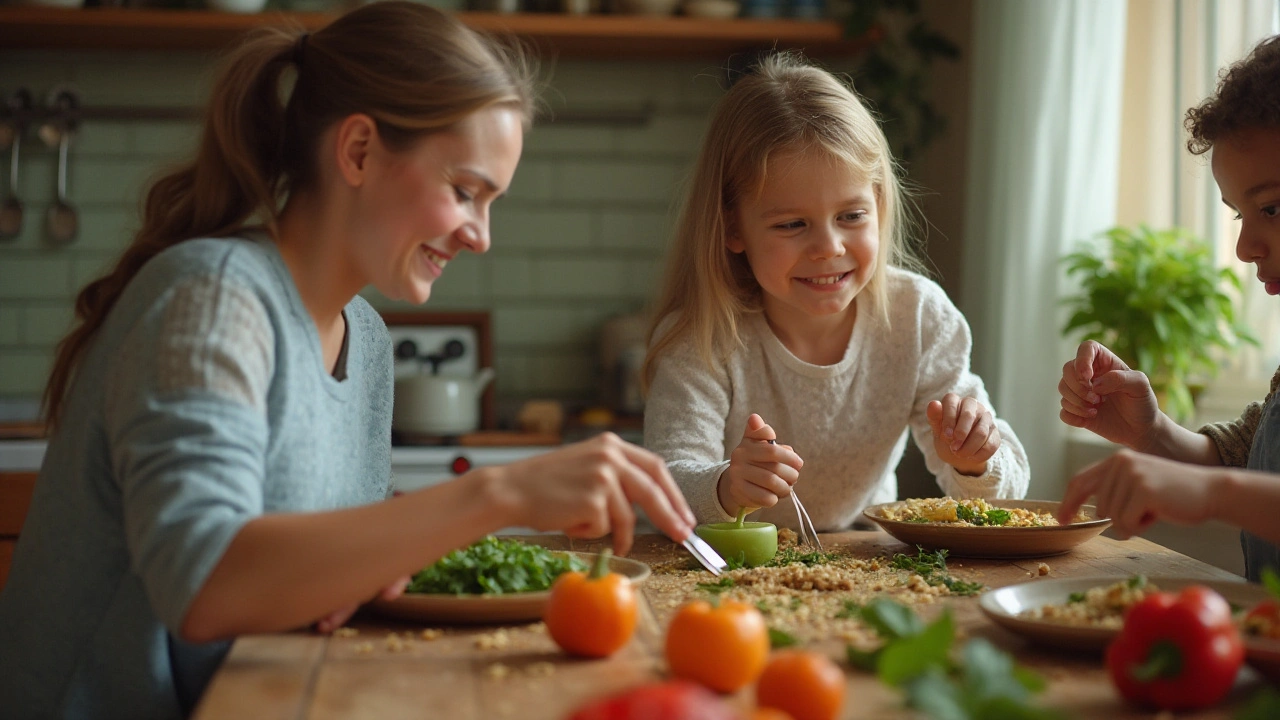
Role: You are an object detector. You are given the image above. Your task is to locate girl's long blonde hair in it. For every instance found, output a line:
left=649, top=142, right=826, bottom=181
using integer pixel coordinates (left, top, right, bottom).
left=643, top=52, right=920, bottom=388
left=43, top=1, right=537, bottom=428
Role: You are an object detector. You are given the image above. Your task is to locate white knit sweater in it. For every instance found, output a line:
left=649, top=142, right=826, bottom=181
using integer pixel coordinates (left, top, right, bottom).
left=643, top=267, right=1030, bottom=531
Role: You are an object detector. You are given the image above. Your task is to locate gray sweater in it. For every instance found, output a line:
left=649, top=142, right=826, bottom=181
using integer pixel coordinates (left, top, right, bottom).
left=0, top=235, right=392, bottom=719
left=644, top=268, right=1029, bottom=531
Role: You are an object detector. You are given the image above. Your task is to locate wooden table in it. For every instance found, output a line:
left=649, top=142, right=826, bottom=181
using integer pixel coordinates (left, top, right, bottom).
left=193, top=531, right=1267, bottom=719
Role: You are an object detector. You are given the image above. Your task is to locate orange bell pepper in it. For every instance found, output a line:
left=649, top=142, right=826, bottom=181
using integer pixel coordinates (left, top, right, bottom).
left=544, top=550, right=638, bottom=658
left=665, top=598, right=769, bottom=693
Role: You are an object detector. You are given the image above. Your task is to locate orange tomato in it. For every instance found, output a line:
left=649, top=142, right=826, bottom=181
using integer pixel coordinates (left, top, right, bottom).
left=664, top=598, right=769, bottom=693
left=749, top=709, right=794, bottom=720
left=544, top=551, right=638, bottom=658
left=755, top=650, right=846, bottom=720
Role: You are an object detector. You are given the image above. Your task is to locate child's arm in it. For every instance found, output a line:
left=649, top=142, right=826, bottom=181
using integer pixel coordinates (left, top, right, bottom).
left=908, top=281, right=1030, bottom=499
left=1059, top=340, right=1222, bottom=465
left=1055, top=449, right=1280, bottom=545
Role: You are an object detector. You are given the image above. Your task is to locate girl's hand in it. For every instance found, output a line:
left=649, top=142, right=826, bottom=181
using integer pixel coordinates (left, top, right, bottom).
left=1056, top=449, right=1220, bottom=539
left=716, top=413, right=804, bottom=515
left=926, top=393, right=1000, bottom=476
left=1059, top=340, right=1161, bottom=451
left=314, top=575, right=410, bottom=633
left=491, top=433, right=696, bottom=557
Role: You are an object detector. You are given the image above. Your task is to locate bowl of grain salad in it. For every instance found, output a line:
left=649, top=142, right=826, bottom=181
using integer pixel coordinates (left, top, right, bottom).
left=862, top=498, right=1111, bottom=558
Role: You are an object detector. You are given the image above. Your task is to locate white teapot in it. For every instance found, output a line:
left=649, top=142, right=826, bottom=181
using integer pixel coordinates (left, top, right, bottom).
left=393, top=368, right=494, bottom=436
left=391, top=338, right=494, bottom=436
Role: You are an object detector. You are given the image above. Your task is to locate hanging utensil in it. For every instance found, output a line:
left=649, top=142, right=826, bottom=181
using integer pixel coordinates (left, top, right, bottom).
left=43, top=87, right=79, bottom=246
left=0, top=88, right=32, bottom=242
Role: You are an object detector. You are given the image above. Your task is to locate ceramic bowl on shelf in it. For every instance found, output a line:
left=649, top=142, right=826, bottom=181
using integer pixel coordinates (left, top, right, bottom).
left=207, top=0, right=269, bottom=13
left=21, top=0, right=85, bottom=7
left=684, top=0, right=739, bottom=17
left=618, top=0, right=680, bottom=15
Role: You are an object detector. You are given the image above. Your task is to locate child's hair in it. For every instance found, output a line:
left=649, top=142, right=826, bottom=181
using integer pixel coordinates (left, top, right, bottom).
left=43, top=1, right=537, bottom=427
left=1185, top=34, right=1280, bottom=155
left=643, top=52, right=919, bottom=387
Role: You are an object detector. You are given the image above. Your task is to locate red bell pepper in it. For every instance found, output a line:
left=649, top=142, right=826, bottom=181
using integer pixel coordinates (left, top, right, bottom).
left=566, top=680, right=740, bottom=720
left=1106, top=584, right=1244, bottom=711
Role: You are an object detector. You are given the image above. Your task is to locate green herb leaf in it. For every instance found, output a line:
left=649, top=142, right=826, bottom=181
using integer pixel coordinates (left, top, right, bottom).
left=1127, top=574, right=1148, bottom=590
left=696, top=577, right=735, bottom=595
left=860, top=597, right=925, bottom=640
left=1237, top=686, right=1280, bottom=720
left=878, top=611, right=955, bottom=686
left=1067, top=592, right=1086, bottom=604
left=904, top=669, right=969, bottom=720
left=1263, top=567, right=1280, bottom=600
left=846, top=645, right=881, bottom=672
left=769, top=627, right=799, bottom=649
left=836, top=599, right=862, bottom=619
left=407, top=537, right=586, bottom=595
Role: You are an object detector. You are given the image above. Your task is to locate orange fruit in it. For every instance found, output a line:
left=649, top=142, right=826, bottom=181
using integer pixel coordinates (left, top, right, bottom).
left=755, top=649, right=846, bottom=720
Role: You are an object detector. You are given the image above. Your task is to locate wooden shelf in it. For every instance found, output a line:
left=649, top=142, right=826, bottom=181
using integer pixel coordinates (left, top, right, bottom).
left=0, top=6, right=867, bottom=58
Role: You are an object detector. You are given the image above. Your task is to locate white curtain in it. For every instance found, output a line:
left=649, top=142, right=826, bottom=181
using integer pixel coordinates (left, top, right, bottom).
left=960, top=0, right=1128, bottom=498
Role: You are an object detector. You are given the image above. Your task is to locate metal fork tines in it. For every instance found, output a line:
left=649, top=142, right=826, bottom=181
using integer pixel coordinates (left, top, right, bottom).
left=792, top=491, right=822, bottom=550
left=766, top=438, right=822, bottom=550
left=682, top=534, right=727, bottom=576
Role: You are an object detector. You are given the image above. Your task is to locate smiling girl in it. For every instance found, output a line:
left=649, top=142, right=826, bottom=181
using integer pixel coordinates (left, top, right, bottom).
left=642, top=54, right=1029, bottom=531
left=0, top=4, right=695, bottom=717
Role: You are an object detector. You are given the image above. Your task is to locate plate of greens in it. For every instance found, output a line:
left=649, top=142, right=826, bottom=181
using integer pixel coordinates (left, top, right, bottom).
left=862, top=498, right=1111, bottom=558
left=369, top=536, right=651, bottom=624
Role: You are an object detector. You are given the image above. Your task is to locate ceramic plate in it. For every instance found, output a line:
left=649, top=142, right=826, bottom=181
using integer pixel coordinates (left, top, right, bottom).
left=368, top=552, right=651, bottom=625
left=862, top=499, right=1111, bottom=558
left=979, top=575, right=1280, bottom=680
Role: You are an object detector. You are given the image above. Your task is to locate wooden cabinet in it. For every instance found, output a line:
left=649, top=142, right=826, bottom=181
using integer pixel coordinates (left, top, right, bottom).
left=0, top=6, right=867, bottom=58
left=0, top=472, right=37, bottom=591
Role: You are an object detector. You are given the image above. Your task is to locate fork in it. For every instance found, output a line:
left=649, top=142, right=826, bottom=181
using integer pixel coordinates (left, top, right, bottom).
left=768, top=439, right=822, bottom=550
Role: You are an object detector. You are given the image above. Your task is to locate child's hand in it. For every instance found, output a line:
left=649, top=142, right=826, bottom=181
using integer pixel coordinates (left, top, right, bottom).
left=926, top=393, right=1000, bottom=476
left=717, top=413, right=804, bottom=515
left=1059, top=340, right=1160, bottom=451
left=1056, top=449, right=1219, bottom=539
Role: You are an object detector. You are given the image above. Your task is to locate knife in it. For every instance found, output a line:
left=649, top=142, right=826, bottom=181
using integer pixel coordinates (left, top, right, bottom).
left=681, top=532, right=728, bottom=576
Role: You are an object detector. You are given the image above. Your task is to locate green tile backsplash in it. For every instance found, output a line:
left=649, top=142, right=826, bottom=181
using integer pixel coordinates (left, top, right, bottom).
left=0, top=50, right=721, bottom=403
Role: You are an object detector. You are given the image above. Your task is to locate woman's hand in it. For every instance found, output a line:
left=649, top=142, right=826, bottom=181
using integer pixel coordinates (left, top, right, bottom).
left=1056, top=449, right=1222, bottom=539
left=716, top=413, right=804, bottom=516
left=489, top=433, right=696, bottom=557
left=927, top=393, right=1000, bottom=476
left=1059, top=340, right=1161, bottom=451
left=313, top=575, right=410, bottom=633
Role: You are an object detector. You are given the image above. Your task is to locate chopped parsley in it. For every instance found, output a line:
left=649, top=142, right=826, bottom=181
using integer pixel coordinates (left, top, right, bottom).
left=890, top=546, right=985, bottom=597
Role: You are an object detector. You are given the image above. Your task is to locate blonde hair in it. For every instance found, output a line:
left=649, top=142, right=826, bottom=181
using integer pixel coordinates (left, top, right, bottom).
left=643, top=53, right=919, bottom=387
left=44, top=1, right=537, bottom=427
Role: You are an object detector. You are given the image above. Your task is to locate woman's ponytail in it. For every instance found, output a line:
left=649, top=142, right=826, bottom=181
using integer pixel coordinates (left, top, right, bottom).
left=43, top=30, right=298, bottom=427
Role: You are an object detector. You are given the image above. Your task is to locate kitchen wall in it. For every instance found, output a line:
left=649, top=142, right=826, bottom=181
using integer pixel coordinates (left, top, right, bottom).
left=0, top=0, right=974, bottom=423
left=0, top=53, right=721, bottom=407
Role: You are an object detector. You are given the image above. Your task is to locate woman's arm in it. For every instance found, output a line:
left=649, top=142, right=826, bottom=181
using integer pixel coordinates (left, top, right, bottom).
left=182, top=433, right=695, bottom=643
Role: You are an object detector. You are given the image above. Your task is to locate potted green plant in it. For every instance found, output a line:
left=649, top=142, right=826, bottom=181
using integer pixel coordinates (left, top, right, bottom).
left=1060, top=225, right=1257, bottom=423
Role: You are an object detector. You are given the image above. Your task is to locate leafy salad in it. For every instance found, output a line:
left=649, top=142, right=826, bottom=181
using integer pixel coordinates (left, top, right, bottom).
left=407, top=536, right=587, bottom=595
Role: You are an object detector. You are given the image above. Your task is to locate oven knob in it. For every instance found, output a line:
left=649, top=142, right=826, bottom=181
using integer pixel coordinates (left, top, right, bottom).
left=451, top=456, right=472, bottom=475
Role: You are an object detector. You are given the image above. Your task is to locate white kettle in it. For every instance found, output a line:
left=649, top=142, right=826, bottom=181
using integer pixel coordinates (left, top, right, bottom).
left=393, top=367, right=495, bottom=436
